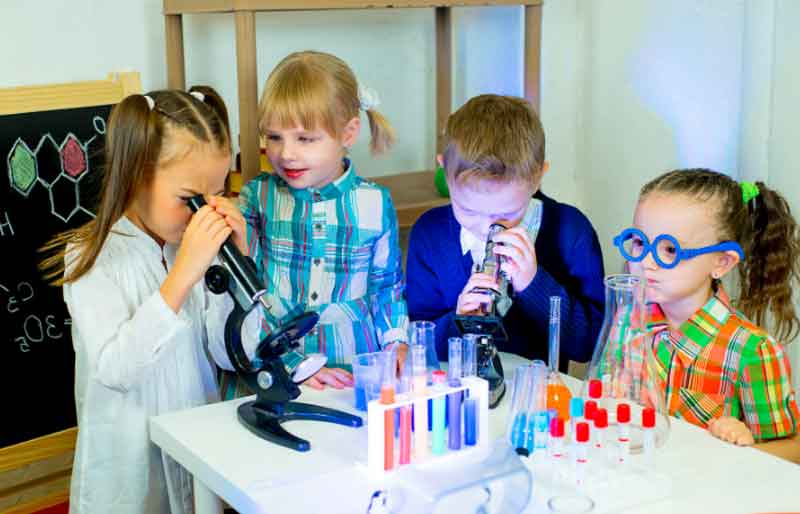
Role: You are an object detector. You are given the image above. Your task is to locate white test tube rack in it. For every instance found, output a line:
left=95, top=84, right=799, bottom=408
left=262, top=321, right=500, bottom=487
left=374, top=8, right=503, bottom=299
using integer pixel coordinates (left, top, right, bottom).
left=366, top=375, right=490, bottom=475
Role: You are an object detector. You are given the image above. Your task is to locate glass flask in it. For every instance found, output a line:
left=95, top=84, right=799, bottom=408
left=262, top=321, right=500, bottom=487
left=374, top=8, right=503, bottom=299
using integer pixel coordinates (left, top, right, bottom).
left=580, top=274, right=670, bottom=452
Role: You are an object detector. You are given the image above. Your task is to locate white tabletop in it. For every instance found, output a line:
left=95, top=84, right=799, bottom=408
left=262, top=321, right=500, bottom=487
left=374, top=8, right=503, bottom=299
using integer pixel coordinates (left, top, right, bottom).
left=150, top=354, right=800, bottom=514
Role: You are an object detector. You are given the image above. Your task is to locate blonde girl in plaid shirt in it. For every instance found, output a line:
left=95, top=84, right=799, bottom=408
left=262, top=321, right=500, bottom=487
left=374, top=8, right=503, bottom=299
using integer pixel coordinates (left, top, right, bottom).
left=618, top=168, right=800, bottom=462
left=225, top=51, right=408, bottom=396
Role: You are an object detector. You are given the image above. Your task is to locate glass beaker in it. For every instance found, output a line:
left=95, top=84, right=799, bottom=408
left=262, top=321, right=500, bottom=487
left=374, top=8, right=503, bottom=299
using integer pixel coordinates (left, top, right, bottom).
left=410, top=320, right=440, bottom=374
left=581, top=274, right=670, bottom=452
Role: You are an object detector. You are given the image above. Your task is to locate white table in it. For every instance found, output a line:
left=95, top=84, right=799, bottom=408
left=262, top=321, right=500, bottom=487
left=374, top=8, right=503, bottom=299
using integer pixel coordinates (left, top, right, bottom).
left=150, top=354, right=800, bottom=514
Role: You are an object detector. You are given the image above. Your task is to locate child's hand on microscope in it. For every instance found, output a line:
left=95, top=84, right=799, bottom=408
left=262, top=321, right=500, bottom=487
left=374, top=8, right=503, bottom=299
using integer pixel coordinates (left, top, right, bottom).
left=456, top=272, right=498, bottom=315
left=492, top=227, right=537, bottom=292
left=304, top=367, right=354, bottom=390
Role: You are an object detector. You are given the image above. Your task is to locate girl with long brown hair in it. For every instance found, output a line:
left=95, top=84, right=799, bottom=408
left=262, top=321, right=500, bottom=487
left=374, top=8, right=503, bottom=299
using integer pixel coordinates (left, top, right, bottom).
left=41, top=87, right=250, bottom=514
left=615, top=168, right=799, bottom=461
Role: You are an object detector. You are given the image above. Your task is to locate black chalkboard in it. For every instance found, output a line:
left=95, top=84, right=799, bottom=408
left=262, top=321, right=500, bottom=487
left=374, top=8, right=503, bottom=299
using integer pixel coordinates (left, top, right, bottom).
left=1, top=104, right=111, bottom=448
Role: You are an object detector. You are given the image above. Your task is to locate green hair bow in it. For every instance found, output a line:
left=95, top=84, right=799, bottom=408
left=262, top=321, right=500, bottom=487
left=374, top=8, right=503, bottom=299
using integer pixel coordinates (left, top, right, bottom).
left=741, top=181, right=760, bottom=204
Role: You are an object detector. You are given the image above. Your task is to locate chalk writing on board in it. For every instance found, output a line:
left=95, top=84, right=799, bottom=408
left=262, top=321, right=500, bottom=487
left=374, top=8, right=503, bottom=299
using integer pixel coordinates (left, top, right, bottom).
left=6, top=116, right=105, bottom=223
left=0, top=210, right=13, bottom=236
left=1, top=280, right=70, bottom=354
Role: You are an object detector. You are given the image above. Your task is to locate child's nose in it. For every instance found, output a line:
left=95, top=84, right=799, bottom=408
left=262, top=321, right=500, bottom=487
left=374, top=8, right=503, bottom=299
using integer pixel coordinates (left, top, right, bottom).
left=280, top=140, right=296, bottom=161
left=641, top=250, right=659, bottom=270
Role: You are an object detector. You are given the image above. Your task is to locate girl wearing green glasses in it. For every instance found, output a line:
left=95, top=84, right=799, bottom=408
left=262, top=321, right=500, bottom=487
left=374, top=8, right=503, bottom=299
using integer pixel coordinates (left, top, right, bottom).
left=616, top=168, right=800, bottom=463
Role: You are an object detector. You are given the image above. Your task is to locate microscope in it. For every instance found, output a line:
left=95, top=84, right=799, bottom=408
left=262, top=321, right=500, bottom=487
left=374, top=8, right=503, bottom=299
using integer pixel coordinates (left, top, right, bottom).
left=454, top=223, right=508, bottom=408
left=187, top=195, right=362, bottom=452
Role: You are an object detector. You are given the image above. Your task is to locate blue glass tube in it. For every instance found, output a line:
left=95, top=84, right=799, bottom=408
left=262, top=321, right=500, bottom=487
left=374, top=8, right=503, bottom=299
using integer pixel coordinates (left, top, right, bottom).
left=464, top=397, right=477, bottom=446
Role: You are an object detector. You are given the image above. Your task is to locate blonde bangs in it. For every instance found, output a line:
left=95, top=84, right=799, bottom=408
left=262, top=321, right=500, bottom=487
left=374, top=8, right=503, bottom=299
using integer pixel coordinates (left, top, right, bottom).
left=259, top=63, right=341, bottom=137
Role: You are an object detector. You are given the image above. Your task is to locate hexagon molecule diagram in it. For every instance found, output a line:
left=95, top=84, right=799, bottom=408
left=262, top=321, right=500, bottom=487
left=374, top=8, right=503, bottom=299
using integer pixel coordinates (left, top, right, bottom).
left=6, top=116, right=105, bottom=223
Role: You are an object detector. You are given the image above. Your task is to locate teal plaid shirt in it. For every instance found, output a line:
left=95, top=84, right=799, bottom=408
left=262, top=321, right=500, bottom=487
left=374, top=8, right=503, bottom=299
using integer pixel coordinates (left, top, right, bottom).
left=239, top=159, right=408, bottom=369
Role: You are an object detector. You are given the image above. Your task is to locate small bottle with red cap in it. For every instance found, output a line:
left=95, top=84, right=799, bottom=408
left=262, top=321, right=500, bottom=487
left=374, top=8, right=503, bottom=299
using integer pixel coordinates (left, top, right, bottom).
left=549, top=416, right=565, bottom=464
left=573, top=421, right=590, bottom=486
left=642, top=406, right=656, bottom=466
left=593, top=408, right=610, bottom=466
left=616, top=403, right=631, bottom=464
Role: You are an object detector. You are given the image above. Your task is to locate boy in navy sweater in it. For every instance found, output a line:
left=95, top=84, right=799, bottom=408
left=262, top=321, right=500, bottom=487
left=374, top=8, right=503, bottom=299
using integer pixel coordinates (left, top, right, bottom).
left=406, top=95, right=604, bottom=368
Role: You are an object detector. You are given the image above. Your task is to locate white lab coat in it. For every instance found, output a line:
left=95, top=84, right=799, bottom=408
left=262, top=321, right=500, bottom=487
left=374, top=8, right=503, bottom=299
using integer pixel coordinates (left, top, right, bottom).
left=65, top=216, right=251, bottom=514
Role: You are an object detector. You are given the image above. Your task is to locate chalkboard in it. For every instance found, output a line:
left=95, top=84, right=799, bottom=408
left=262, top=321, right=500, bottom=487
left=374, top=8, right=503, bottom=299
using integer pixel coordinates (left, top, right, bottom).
left=0, top=104, right=111, bottom=448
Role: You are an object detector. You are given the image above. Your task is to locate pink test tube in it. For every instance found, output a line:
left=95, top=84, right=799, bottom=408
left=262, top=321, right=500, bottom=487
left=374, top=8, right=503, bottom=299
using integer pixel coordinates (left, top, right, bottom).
left=594, top=408, right=608, bottom=463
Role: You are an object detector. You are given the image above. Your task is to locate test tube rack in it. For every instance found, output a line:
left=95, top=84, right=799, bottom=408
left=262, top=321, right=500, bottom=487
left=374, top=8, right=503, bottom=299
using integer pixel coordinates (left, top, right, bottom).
left=366, top=375, right=489, bottom=475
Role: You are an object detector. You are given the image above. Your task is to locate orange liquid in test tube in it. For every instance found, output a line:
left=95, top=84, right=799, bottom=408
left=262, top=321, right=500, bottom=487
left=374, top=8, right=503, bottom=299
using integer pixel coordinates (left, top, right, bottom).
left=381, top=385, right=395, bottom=470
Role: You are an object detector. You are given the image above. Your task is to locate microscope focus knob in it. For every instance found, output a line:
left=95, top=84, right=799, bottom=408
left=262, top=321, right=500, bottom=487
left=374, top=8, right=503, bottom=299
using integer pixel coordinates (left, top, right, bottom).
left=256, top=370, right=274, bottom=391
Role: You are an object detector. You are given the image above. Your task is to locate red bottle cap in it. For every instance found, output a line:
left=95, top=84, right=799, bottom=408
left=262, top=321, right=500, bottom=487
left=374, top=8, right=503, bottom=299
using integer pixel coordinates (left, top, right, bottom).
left=550, top=417, right=564, bottom=438
left=583, top=400, right=598, bottom=421
left=588, top=379, right=603, bottom=399
left=642, top=407, right=656, bottom=428
left=576, top=422, right=590, bottom=443
left=594, top=408, right=608, bottom=429
left=617, top=403, right=631, bottom=423
left=432, top=370, right=446, bottom=384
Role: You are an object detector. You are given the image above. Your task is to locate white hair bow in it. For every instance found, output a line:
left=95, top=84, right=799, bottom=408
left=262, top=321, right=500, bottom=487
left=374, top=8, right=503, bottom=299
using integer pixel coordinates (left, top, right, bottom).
left=358, top=84, right=380, bottom=112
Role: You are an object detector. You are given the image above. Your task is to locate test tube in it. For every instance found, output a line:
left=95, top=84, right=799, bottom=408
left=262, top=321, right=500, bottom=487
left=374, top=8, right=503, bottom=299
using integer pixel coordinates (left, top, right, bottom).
left=462, top=334, right=478, bottom=377
left=398, top=376, right=412, bottom=466
left=431, top=370, right=447, bottom=455
left=616, top=403, right=631, bottom=464
left=642, top=407, right=656, bottom=467
left=464, top=396, right=477, bottom=446
left=574, top=422, right=590, bottom=486
left=411, top=344, right=428, bottom=459
left=447, top=338, right=463, bottom=451
left=380, top=352, right=396, bottom=471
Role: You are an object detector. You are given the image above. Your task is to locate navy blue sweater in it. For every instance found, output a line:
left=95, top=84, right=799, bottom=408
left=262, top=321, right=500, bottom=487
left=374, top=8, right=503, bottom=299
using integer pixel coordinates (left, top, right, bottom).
left=406, top=191, right=605, bottom=369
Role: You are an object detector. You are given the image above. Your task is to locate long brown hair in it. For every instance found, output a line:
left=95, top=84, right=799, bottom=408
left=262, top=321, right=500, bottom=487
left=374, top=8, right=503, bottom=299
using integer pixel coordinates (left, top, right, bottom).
left=40, top=86, right=231, bottom=285
left=641, top=168, right=800, bottom=342
left=258, top=50, right=395, bottom=155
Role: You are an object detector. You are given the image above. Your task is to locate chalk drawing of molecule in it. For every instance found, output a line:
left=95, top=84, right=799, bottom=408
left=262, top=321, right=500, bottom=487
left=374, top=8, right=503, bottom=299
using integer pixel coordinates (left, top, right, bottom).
left=7, top=117, right=105, bottom=223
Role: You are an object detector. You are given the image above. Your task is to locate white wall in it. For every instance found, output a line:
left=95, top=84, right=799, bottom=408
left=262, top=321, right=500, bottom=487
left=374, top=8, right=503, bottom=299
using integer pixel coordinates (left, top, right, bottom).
left=2, top=0, right=799, bottom=379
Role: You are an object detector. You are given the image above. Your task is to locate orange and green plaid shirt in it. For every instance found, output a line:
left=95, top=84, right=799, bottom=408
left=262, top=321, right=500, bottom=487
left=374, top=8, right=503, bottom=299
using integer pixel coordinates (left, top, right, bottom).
left=647, top=286, right=798, bottom=441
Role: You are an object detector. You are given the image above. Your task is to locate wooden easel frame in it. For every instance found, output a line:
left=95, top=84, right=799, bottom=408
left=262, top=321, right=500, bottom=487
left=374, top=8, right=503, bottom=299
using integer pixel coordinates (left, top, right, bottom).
left=0, top=71, right=140, bottom=514
left=162, top=1, right=543, bottom=226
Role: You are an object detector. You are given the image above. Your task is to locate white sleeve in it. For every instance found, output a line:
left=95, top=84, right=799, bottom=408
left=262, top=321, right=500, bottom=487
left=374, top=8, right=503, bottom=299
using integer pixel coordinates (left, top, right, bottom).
left=204, top=292, right=263, bottom=371
left=65, top=264, right=191, bottom=392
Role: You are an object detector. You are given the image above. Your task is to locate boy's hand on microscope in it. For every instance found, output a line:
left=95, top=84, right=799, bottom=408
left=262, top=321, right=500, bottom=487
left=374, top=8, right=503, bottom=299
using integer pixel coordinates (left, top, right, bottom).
left=708, top=416, right=755, bottom=446
left=457, top=273, right=498, bottom=315
left=303, top=367, right=354, bottom=390
left=162, top=205, right=231, bottom=313
left=207, top=195, right=248, bottom=255
left=492, top=227, right=537, bottom=292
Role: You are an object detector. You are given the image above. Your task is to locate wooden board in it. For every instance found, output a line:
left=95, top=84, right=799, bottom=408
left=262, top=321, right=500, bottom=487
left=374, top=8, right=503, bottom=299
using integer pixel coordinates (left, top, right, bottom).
left=0, top=71, right=140, bottom=514
left=164, top=0, right=542, bottom=14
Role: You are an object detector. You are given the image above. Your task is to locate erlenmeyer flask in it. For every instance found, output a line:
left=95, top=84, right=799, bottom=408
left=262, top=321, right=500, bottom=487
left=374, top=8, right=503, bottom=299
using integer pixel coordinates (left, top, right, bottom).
left=581, top=274, right=669, bottom=452
left=546, top=296, right=573, bottom=421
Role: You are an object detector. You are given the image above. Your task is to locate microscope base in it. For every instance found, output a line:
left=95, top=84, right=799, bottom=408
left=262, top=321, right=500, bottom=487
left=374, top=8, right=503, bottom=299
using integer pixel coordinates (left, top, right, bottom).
left=238, top=400, right=363, bottom=452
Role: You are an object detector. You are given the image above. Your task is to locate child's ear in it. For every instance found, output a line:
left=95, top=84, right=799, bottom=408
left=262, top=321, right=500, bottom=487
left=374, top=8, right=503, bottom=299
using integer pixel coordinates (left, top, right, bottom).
left=712, top=250, right=741, bottom=280
left=436, top=154, right=444, bottom=167
left=341, top=117, right=361, bottom=148
left=541, top=161, right=550, bottom=175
